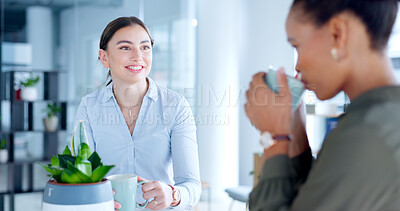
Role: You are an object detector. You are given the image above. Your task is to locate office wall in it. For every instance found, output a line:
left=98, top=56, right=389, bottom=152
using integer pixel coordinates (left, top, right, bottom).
left=238, top=0, right=295, bottom=186
left=196, top=0, right=294, bottom=198
left=196, top=0, right=243, bottom=199
left=389, top=7, right=400, bottom=58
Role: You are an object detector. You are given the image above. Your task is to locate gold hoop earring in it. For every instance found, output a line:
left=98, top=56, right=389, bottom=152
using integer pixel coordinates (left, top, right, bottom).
left=331, top=48, right=340, bottom=61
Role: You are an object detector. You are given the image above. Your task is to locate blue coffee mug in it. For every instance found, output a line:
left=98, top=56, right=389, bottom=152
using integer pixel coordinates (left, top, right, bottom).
left=264, top=69, right=305, bottom=111
left=107, top=174, right=149, bottom=211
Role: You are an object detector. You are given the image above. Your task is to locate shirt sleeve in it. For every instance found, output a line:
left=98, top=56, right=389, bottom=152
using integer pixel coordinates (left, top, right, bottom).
left=73, top=97, right=96, bottom=151
left=249, top=155, right=297, bottom=211
left=248, top=148, right=313, bottom=211
left=169, top=97, right=201, bottom=210
left=291, top=148, right=313, bottom=185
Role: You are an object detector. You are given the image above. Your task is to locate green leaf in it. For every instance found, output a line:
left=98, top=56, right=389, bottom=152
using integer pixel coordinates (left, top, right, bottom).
left=0, top=139, right=6, bottom=149
left=62, top=145, right=71, bottom=155
left=71, top=121, right=89, bottom=156
left=60, top=161, right=92, bottom=183
left=74, top=156, right=92, bottom=177
left=37, top=162, right=62, bottom=182
left=45, top=102, right=62, bottom=118
left=43, top=102, right=62, bottom=118
left=78, top=143, right=90, bottom=160
left=51, top=156, right=60, bottom=168
left=75, top=161, right=92, bottom=177
left=79, top=122, right=89, bottom=145
left=88, top=151, right=102, bottom=171
left=91, top=165, right=115, bottom=182
left=20, top=74, right=39, bottom=87
left=71, top=132, right=76, bottom=156
left=58, top=154, right=76, bottom=168
left=75, top=156, right=82, bottom=164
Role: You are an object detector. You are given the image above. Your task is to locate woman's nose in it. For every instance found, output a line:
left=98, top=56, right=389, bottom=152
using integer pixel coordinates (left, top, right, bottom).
left=130, top=47, right=142, bottom=61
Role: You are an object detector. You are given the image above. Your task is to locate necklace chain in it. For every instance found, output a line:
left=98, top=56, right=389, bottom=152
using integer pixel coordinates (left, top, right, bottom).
left=120, top=105, right=135, bottom=127
left=118, top=104, right=133, bottom=117
left=112, top=87, right=139, bottom=129
left=113, top=88, right=134, bottom=117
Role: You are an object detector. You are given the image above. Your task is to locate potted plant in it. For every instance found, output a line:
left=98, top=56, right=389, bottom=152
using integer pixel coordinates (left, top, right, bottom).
left=43, top=102, right=62, bottom=132
left=20, top=74, right=40, bottom=101
left=38, top=120, right=115, bottom=211
left=0, top=139, right=8, bottom=163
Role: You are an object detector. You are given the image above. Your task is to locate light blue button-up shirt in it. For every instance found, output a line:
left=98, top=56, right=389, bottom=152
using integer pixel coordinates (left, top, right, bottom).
left=74, top=77, right=201, bottom=210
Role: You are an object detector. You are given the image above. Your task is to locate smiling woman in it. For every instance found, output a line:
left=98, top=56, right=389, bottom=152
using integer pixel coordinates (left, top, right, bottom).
left=99, top=17, right=154, bottom=87
left=99, top=25, right=152, bottom=87
left=74, top=16, right=201, bottom=211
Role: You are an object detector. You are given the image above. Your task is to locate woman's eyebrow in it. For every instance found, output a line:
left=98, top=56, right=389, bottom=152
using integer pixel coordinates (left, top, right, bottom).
left=116, top=40, right=133, bottom=45
left=115, top=40, right=150, bottom=45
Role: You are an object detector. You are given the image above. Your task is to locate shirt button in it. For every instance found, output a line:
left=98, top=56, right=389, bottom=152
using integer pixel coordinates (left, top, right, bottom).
left=130, top=142, right=133, bottom=145
left=130, top=162, right=133, bottom=166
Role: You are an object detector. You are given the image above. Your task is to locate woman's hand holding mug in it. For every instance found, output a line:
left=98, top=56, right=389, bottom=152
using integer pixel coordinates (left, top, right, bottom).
left=113, top=189, right=121, bottom=211
left=139, top=176, right=175, bottom=210
left=245, top=69, right=293, bottom=135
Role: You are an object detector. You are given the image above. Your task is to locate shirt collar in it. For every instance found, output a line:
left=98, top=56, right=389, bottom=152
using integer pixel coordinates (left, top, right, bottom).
left=345, top=86, right=400, bottom=114
left=102, top=82, right=114, bottom=103
left=101, top=77, right=158, bottom=103
left=146, top=77, right=158, bottom=101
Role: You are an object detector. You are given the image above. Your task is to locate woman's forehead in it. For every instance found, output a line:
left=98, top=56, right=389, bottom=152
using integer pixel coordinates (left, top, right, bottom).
left=286, top=12, right=322, bottom=42
left=110, top=25, right=150, bottom=43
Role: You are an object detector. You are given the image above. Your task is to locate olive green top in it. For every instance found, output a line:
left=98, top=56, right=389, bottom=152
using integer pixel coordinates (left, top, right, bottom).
left=249, top=86, right=400, bottom=211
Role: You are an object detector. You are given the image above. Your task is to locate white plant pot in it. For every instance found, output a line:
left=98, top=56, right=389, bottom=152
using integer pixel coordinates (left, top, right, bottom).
left=44, top=116, right=59, bottom=132
left=0, top=149, right=8, bottom=163
left=20, top=87, right=38, bottom=101
left=42, top=179, right=114, bottom=211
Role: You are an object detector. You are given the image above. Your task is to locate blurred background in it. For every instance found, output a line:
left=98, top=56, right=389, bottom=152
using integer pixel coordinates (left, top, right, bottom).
left=0, top=0, right=400, bottom=210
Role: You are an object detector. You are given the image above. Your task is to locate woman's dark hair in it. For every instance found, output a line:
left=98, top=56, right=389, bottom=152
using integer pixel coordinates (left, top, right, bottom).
left=291, top=0, right=398, bottom=51
left=100, top=16, right=154, bottom=86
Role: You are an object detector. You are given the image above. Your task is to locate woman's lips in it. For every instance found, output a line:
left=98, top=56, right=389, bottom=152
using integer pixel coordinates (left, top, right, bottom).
left=295, top=72, right=316, bottom=91
left=126, top=65, right=144, bottom=73
left=295, top=72, right=302, bottom=80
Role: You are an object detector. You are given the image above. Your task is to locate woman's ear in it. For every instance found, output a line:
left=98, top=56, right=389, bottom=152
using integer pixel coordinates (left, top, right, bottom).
left=99, top=49, right=110, bottom=68
left=328, top=14, right=349, bottom=60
